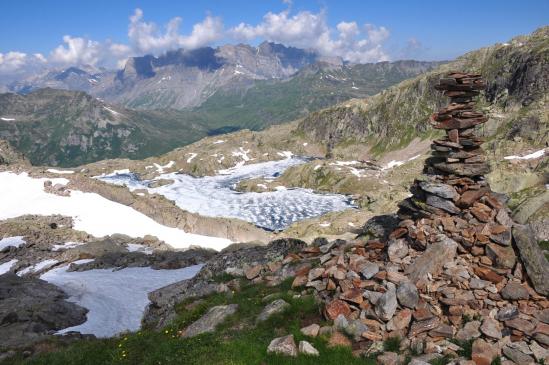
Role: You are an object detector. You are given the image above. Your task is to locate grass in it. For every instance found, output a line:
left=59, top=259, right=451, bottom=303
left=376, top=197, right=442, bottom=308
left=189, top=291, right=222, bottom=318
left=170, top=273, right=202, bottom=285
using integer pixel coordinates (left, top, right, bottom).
left=3, top=278, right=375, bottom=365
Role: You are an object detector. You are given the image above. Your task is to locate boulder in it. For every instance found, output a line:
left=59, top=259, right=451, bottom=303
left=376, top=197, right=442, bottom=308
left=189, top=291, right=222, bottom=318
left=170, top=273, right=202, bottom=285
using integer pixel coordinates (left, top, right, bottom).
left=298, top=340, right=319, bottom=356
left=0, top=274, right=88, bottom=349
left=397, top=281, right=419, bottom=309
left=405, top=235, right=458, bottom=283
left=257, top=299, right=290, bottom=322
left=512, top=225, right=549, bottom=295
left=418, top=181, right=459, bottom=200
left=485, top=243, right=516, bottom=269
left=500, top=282, right=530, bottom=300
left=471, top=338, right=498, bottom=365
left=375, top=282, right=398, bottom=321
left=267, top=335, right=297, bottom=357
left=300, top=323, right=320, bottom=337
left=181, top=304, right=238, bottom=338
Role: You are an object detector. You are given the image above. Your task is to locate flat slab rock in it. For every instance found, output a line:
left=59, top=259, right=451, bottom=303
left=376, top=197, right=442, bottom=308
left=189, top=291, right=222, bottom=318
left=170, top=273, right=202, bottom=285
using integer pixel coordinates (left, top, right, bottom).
left=181, top=304, right=238, bottom=338
left=512, top=225, right=549, bottom=296
left=405, top=235, right=458, bottom=284
left=0, top=273, right=88, bottom=349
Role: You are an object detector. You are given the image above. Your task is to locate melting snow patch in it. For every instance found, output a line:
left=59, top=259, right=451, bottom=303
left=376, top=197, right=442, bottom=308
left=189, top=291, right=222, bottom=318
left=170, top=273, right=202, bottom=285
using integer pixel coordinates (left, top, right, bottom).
left=126, top=243, right=154, bottom=255
left=18, top=259, right=59, bottom=276
left=0, top=236, right=26, bottom=251
left=154, top=161, right=175, bottom=173
left=103, top=106, right=122, bottom=117
left=314, top=165, right=322, bottom=171
left=274, top=186, right=287, bottom=191
left=1, top=117, right=15, bottom=121
left=504, top=149, right=546, bottom=160
left=319, top=222, right=331, bottom=227
left=213, top=140, right=225, bottom=144
left=303, top=142, right=308, bottom=146
left=277, top=151, right=293, bottom=159
left=257, top=183, right=268, bottom=190
left=0, top=259, right=18, bottom=275
left=186, top=153, right=197, bottom=163
left=47, top=169, right=74, bottom=174
left=0, top=172, right=231, bottom=250
left=52, top=242, right=85, bottom=251
left=42, top=264, right=203, bottom=338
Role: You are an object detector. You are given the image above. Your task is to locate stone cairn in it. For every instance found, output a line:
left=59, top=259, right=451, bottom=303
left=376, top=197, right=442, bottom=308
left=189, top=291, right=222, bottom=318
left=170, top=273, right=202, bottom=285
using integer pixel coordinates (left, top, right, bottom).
left=234, top=73, right=548, bottom=363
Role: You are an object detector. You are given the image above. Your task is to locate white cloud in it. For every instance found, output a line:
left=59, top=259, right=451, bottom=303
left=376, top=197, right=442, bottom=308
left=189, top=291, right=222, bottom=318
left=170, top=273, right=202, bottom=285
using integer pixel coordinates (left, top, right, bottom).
left=50, top=36, right=103, bottom=66
left=229, top=8, right=390, bottom=63
left=128, top=8, right=222, bottom=55
left=0, top=5, right=393, bottom=78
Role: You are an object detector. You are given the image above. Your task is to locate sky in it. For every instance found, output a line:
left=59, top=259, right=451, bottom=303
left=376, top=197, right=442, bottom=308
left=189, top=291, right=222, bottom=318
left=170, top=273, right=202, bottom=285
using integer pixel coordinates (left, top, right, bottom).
left=0, top=0, right=547, bottom=76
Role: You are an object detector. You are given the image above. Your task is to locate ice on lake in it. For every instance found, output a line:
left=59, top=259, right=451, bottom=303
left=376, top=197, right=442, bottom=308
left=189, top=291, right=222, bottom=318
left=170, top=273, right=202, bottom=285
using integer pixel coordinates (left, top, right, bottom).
left=99, top=157, right=355, bottom=231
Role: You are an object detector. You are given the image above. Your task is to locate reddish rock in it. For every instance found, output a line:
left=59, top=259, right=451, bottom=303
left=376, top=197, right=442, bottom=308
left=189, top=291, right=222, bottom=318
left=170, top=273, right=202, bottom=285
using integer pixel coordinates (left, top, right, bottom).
left=340, top=288, right=363, bottom=304
left=324, top=299, right=351, bottom=320
left=245, top=264, right=262, bottom=280
left=471, top=338, right=498, bottom=365
left=457, top=188, right=489, bottom=208
left=291, top=275, right=308, bottom=288
left=474, top=267, right=504, bottom=284
left=328, top=331, right=352, bottom=348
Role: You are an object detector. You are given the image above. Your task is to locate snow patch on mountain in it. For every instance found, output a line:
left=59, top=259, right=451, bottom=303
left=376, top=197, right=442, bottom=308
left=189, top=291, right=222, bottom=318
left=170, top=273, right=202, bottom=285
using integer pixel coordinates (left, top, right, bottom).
left=41, top=264, right=203, bottom=337
left=0, top=236, right=26, bottom=251
left=0, top=172, right=231, bottom=250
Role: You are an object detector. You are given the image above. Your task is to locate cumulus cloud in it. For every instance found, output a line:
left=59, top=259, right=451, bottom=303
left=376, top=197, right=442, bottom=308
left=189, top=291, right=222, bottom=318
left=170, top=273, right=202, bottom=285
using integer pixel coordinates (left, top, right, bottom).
left=128, top=8, right=222, bottom=55
left=230, top=8, right=390, bottom=63
left=0, top=5, right=395, bottom=77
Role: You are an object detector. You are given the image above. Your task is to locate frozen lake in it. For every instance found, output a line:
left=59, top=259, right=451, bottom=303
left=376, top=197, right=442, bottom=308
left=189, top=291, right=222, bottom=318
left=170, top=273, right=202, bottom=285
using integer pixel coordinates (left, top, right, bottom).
left=99, top=157, right=355, bottom=230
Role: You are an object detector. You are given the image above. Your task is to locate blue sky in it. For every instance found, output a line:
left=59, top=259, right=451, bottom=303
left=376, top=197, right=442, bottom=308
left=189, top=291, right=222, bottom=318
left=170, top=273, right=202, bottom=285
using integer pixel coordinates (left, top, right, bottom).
left=0, top=0, right=547, bottom=74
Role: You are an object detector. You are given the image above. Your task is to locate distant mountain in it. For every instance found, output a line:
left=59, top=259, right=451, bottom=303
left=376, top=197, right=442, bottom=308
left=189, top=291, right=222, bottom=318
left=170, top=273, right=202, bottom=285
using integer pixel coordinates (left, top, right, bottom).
left=297, top=26, right=549, bottom=157
left=0, top=88, right=207, bottom=166
left=0, top=58, right=440, bottom=166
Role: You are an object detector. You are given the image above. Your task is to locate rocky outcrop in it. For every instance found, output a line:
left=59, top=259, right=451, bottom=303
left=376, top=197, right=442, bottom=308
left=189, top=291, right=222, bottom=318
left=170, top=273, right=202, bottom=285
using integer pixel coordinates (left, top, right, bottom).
left=0, top=274, right=88, bottom=349
left=512, top=224, right=549, bottom=296
left=143, top=238, right=306, bottom=329
left=180, top=304, right=238, bottom=338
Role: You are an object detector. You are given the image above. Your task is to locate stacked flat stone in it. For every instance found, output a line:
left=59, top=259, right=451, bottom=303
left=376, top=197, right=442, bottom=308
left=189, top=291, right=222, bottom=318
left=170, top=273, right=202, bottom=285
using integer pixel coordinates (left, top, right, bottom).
left=395, top=73, right=515, bottom=252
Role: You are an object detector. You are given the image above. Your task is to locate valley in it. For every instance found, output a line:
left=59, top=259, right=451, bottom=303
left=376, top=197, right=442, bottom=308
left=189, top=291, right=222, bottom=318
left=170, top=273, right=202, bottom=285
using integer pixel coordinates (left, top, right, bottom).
left=0, top=24, right=547, bottom=365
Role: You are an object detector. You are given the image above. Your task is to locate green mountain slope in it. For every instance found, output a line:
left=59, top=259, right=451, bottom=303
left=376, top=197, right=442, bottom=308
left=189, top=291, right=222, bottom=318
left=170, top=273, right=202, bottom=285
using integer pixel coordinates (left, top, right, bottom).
left=298, top=27, right=549, bottom=157
left=0, top=89, right=208, bottom=166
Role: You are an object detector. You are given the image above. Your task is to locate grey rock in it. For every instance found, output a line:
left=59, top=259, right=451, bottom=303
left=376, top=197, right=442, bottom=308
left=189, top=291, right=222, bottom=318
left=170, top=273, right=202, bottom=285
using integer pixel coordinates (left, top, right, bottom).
left=344, top=319, right=369, bottom=341
left=387, top=239, right=409, bottom=262
left=300, top=323, right=320, bottom=337
left=360, top=214, right=400, bottom=241
left=397, top=281, right=419, bottom=309
left=433, top=162, right=490, bottom=177
left=375, top=282, right=397, bottom=321
left=257, top=299, right=290, bottom=322
left=0, top=273, right=88, bottom=349
left=497, top=305, right=519, bottom=321
left=360, top=262, right=379, bottom=279
left=512, top=225, right=549, bottom=295
left=425, top=194, right=461, bottom=214
left=182, top=304, right=238, bottom=338
left=405, top=235, right=458, bottom=284
left=489, top=230, right=511, bottom=246
left=530, top=341, right=549, bottom=362
left=503, top=343, right=535, bottom=364
left=333, top=314, right=349, bottom=331
left=267, top=335, right=297, bottom=357
left=419, top=181, right=459, bottom=200
left=455, top=320, right=481, bottom=341
left=469, top=278, right=490, bottom=289
left=501, top=282, right=530, bottom=300
left=299, top=340, right=319, bottom=356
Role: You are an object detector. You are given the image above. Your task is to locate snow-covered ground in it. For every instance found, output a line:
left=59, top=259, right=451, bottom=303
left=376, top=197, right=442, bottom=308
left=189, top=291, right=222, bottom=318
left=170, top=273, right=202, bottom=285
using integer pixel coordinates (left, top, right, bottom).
left=41, top=264, right=203, bottom=337
left=0, top=259, right=18, bottom=275
left=47, top=168, right=75, bottom=174
left=0, top=236, right=26, bottom=251
left=504, top=148, right=546, bottom=160
left=0, top=172, right=231, bottom=250
left=99, top=157, right=355, bottom=231
left=18, top=259, right=59, bottom=276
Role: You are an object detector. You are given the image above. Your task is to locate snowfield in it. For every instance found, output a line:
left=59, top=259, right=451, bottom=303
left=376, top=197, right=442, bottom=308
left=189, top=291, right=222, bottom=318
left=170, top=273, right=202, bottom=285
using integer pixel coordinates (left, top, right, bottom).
left=0, top=172, right=231, bottom=250
left=99, top=157, right=355, bottom=231
left=0, top=259, right=18, bottom=275
left=41, top=264, right=203, bottom=337
left=0, top=236, right=26, bottom=251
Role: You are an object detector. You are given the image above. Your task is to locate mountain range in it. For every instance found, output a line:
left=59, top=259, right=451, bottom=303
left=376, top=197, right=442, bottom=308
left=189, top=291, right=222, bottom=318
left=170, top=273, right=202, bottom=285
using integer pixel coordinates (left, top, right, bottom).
left=0, top=43, right=441, bottom=166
